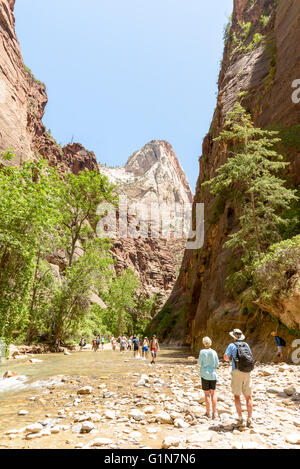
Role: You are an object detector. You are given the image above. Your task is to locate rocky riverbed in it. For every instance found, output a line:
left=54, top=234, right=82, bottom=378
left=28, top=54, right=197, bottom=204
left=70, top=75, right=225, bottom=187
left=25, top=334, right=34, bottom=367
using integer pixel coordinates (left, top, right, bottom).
left=0, top=348, right=300, bottom=449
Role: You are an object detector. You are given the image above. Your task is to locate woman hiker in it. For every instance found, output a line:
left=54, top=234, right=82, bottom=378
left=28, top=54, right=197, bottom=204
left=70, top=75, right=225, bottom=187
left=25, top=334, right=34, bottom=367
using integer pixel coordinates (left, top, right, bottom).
left=198, top=336, right=219, bottom=420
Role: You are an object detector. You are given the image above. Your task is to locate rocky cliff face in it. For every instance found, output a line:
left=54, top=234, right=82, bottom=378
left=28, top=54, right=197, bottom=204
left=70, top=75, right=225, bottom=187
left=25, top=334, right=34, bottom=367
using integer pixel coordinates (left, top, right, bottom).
left=0, top=0, right=97, bottom=172
left=163, top=0, right=300, bottom=359
left=99, top=140, right=193, bottom=301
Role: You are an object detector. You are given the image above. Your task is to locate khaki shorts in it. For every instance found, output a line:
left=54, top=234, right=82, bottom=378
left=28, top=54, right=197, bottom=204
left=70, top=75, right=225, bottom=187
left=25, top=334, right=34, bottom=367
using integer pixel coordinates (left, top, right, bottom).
left=231, top=370, right=252, bottom=397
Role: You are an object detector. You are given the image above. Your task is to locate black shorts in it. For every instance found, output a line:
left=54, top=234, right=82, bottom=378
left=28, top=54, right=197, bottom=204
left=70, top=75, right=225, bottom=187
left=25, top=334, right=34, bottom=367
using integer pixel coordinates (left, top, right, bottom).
left=201, top=378, right=217, bottom=391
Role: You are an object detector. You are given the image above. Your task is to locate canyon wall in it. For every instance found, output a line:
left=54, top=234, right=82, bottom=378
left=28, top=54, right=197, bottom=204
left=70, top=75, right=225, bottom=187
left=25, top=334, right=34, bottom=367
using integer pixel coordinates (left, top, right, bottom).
left=162, top=0, right=300, bottom=359
left=100, top=140, right=193, bottom=302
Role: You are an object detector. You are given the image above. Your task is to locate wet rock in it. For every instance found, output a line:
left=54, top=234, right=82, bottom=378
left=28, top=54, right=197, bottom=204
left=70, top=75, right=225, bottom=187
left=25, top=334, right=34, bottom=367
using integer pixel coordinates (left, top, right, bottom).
left=81, top=421, right=95, bottom=433
left=77, top=386, right=92, bottom=395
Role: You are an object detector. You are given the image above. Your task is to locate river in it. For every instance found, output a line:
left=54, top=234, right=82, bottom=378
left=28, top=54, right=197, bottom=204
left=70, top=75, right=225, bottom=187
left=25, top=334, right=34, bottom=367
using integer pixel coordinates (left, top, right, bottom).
left=0, top=346, right=194, bottom=449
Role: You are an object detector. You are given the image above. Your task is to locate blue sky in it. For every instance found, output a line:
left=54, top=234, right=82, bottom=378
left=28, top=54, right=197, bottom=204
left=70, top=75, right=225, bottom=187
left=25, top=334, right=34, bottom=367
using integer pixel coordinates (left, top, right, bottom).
left=15, top=0, right=233, bottom=191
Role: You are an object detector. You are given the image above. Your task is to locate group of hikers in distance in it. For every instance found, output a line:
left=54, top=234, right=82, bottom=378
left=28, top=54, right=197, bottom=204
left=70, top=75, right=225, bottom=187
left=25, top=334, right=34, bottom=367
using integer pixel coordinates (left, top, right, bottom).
left=110, top=334, right=159, bottom=364
left=78, top=333, right=160, bottom=364
left=198, top=328, right=287, bottom=428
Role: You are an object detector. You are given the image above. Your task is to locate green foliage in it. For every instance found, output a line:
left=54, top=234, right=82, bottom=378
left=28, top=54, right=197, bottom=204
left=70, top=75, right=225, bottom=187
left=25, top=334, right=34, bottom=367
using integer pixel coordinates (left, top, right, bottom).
left=264, top=40, right=277, bottom=92
left=24, top=65, right=45, bottom=86
left=0, top=148, right=15, bottom=162
left=203, top=103, right=298, bottom=296
left=223, top=15, right=232, bottom=44
left=253, top=236, right=300, bottom=303
left=102, top=269, right=141, bottom=336
left=0, top=156, right=131, bottom=346
left=0, top=158, right=61, bottom=341
left=148, top=303, right=187, bottom=340
left=267, top=124, right=300, bottom=153
left=260, top=15, right=270, bottom=27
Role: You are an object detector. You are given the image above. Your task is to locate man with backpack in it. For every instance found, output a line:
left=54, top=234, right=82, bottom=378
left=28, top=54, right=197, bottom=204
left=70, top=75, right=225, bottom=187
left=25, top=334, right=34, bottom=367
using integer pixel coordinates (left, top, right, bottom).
left=224, top=329, right=255, bottom=428
left=271, top=332, right=286, bottom=362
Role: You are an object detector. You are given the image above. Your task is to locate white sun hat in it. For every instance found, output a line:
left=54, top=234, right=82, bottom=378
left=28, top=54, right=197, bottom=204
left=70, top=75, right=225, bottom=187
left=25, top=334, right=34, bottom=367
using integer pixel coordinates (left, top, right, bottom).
left=229, top=329, right=245, bottom=341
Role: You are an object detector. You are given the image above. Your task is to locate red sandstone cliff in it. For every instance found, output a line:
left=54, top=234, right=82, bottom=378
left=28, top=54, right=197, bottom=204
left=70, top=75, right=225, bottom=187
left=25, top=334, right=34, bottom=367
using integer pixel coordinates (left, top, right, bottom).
left=162, top=0, right=300, bottom=359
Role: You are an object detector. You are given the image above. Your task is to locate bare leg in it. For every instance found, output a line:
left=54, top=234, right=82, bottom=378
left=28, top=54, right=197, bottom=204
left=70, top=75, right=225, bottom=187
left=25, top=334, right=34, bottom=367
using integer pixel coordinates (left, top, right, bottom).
left=234, top=395, right=243, bottom=418
left=204, top=391, right=211, bottom=415
left=210, top=390, right=217, bottom=416
left=245, top=395, right=253, bottom=419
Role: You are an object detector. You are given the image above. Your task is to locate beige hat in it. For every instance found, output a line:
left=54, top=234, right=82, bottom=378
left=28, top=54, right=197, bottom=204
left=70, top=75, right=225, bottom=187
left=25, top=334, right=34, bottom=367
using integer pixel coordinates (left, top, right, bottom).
left=229, top=329, right=245, bottom=341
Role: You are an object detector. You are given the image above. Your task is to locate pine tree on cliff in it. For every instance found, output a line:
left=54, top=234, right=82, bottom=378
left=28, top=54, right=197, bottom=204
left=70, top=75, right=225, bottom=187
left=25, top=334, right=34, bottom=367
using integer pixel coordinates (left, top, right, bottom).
left=203, top=102, right=298, bottom=293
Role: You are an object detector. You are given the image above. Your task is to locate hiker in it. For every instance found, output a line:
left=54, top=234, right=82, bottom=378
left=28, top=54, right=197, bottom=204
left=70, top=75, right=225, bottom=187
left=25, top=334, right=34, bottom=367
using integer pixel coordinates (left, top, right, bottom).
left=142, top=337, right=149, bottom=360
left=92, top=336, right=100, bottom=352
left=150, top=335, right=159, bottom=364
left=128, top=337, right=132, bottom=351
left=198, top=337, right=219, bottom=420
left=79, top=337, right=86, bottom=351
left=120, top=336, right=127, bottom=353
left=271, top=332, right=286, bottom=362
left=110, top=336, right=115, bottom=351
left=224, top=329, right=255, bottom=428
left=101, top=336, right=105, bottom=350
left=132, top=336, right=140, bottom=358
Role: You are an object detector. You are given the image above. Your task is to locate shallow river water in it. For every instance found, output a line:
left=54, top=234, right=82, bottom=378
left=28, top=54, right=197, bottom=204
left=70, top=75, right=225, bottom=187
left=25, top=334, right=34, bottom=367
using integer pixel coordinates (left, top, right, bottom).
left=0, top=346, right=193, bottom=449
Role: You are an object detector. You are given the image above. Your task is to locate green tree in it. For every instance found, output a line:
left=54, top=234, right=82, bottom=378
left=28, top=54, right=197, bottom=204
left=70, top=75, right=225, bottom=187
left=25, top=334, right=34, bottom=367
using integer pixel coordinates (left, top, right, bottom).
left=203, top=103, right=298, bottom=293
left=47, top=239, right=112, bottom=347
left=103, top=269, right=140, bottom=336
left=58, top=170, right=117, bottom=267
left=0, top=158, right=61, bottom=341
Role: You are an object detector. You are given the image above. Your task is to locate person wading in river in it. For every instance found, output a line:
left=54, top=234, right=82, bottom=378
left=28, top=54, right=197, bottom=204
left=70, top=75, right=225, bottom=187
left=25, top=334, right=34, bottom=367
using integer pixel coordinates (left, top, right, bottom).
left=142, top=337, right=149, bottom=360
left=224, top=329, right=255, bottom=428
left=132, top=336, right=140, bottom=358
left=92, top=336, right=100, bottom=352
left=198, top=337, right=219, bottom=420
left=150, top=335, right=159, bottom=364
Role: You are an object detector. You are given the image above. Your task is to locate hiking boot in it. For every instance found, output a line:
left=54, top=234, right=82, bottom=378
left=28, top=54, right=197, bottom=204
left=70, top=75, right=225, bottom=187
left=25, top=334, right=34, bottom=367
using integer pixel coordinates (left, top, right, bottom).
left=247, top=418, right=254, bottom=428
left=203, top=412, right=211, bottom=419
left=236, top=418, right=244, bottom=428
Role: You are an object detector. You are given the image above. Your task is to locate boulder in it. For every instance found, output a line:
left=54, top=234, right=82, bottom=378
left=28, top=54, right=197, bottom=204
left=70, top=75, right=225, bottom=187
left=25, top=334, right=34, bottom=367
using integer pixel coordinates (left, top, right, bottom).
left=155, top=411, right=173, bottom=424
left=128, top=409, right=146, bottom=421
left=77, top=386, right=92, bottom=395
left=161, top=436, right=182, bottom=449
